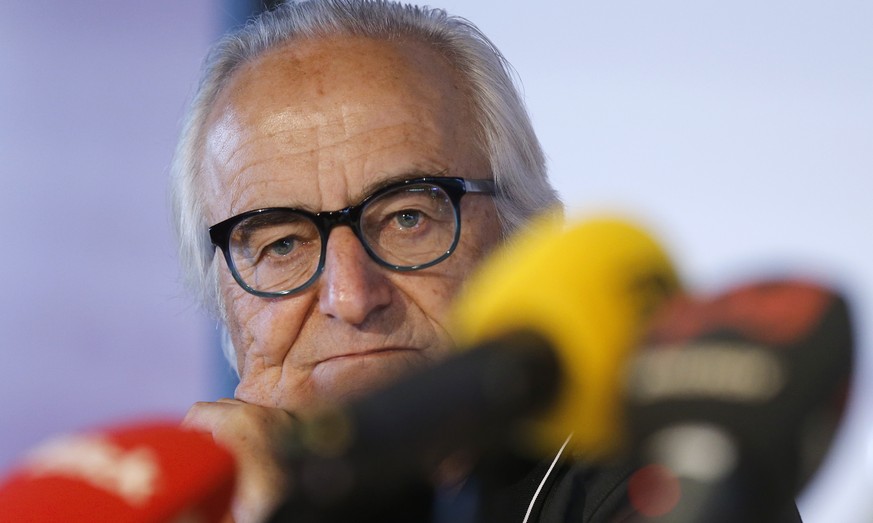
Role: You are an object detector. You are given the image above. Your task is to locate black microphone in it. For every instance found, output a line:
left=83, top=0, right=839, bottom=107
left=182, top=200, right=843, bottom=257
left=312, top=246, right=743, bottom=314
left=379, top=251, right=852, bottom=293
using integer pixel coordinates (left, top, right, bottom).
left=270, top=332, right=561, bottom=523
left=623, top=279, right=853, bottom=523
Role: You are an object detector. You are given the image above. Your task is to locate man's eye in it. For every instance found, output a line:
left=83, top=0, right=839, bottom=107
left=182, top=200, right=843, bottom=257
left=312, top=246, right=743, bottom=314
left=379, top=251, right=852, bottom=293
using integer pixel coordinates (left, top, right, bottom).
left=267, top=237, right=296, bottom=256
left=395, top=210, right=423, bottom=228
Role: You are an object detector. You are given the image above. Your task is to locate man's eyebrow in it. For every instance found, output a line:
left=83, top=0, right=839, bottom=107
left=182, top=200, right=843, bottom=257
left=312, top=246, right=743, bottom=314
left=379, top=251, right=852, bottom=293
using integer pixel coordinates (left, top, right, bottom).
left=353, top=169, right=449, bottom=203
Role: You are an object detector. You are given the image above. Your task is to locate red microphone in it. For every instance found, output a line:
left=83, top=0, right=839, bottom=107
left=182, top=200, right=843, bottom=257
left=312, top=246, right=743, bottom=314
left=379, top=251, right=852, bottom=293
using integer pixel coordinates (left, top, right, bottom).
left=0, top=421, right=235, bottom=522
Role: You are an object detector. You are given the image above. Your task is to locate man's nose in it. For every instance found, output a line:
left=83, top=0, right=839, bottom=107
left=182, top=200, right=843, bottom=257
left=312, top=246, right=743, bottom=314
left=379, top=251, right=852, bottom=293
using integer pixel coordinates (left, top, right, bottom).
left=318, top=227, right=392, bottom=325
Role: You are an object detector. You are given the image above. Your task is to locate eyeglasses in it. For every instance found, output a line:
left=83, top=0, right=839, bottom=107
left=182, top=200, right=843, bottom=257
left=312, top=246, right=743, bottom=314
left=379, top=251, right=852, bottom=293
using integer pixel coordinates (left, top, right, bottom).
left=209, top=177, right=496, bottom=298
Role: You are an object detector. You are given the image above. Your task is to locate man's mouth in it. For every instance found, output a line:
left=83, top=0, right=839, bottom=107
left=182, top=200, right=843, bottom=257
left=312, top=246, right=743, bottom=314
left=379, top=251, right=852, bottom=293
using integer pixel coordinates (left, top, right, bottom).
left=315, top=347, right=420, bottom=366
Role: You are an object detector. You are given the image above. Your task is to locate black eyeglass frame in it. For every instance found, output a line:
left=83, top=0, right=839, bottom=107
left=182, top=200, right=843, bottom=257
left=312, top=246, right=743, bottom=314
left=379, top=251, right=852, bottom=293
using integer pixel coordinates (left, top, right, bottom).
left=209, top=176, right=496, bottom=298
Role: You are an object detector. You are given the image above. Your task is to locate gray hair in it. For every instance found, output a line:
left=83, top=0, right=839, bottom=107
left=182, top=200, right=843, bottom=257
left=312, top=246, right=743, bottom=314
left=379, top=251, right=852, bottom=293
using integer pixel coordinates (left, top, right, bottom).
left=170, top=0, right=561, bottom=368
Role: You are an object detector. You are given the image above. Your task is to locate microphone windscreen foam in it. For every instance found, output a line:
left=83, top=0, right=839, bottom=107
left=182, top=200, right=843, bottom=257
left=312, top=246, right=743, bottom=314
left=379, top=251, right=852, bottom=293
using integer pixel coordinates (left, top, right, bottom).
left=451, top=215, right=681, bottom=457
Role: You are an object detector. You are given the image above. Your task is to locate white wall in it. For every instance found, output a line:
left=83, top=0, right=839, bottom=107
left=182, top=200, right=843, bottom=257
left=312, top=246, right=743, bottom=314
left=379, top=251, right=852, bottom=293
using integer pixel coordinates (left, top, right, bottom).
left=433, top=1, right=873, bottom=521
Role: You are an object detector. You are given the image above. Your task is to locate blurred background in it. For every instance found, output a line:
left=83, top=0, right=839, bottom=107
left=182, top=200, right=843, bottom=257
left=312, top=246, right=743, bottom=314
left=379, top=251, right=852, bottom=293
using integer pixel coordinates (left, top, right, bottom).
left=1, top=1, right=870, bottom=521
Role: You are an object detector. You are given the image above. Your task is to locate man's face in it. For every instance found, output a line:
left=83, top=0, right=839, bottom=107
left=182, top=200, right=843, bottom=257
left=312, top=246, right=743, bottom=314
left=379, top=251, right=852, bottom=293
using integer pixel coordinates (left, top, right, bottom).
left=201, top=36, right=502, bottom=414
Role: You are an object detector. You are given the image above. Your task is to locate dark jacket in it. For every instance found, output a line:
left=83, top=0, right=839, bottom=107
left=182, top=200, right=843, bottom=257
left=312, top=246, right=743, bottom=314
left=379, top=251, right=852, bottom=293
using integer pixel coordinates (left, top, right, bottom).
left=472, top=455, right=804, bottom=523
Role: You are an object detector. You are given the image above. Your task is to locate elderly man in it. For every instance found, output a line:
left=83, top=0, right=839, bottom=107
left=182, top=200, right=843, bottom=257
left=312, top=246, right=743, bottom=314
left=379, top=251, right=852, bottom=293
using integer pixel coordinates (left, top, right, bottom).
left=174, top=1, right=560, bottom=520
left=173, top=2, right=800, bottom=522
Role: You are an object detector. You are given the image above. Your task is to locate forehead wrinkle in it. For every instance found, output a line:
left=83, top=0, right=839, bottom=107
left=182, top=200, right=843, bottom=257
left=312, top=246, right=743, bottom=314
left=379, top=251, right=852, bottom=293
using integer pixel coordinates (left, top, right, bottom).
left=335, top=103, right=454, bottom=200
left=260, top=109, right=328, bottom=149
left=204, top=109, right=247, bottom=173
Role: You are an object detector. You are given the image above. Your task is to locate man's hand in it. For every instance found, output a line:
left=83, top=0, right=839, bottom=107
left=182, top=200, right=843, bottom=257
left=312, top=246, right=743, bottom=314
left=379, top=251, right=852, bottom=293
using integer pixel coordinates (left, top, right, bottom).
left=183, top=399, right=298, bottom=523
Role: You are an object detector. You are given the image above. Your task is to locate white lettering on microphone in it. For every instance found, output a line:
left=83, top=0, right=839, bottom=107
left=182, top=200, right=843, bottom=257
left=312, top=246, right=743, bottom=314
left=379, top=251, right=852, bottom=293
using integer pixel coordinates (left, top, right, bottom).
left=628, top=341, right=786, bottom=404
left=23, top=434, right=160, bottom=505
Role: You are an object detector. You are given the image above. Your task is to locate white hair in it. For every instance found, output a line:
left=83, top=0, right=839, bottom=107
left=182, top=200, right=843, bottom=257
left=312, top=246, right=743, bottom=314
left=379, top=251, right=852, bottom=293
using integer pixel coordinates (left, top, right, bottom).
left=170, top=0, right=562, bottom=370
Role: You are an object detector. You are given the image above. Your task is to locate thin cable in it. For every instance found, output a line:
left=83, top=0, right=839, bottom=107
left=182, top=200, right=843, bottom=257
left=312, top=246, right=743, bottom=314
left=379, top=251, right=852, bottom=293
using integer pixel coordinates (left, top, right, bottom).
left=522, top=434, right=573, bottom=523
